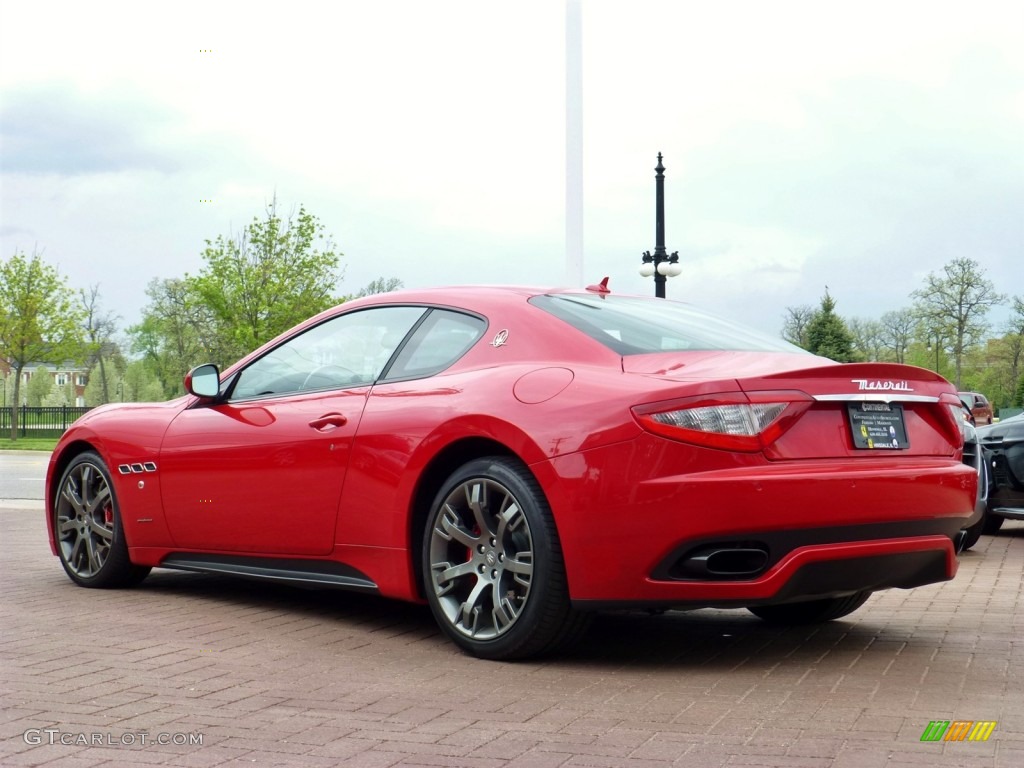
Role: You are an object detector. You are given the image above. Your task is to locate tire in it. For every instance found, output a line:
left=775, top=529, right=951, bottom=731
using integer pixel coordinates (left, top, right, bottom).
left=748, top=591, right=871, bottom=625
left=982, top=512, right=1004, bottom=535
left=54, top=452, right=150, bottom=588
left=422, top=456, right=588, bottom=660
left=961, top=454, right=990, bottom=551
left=960, top=517, right=984, bottom=551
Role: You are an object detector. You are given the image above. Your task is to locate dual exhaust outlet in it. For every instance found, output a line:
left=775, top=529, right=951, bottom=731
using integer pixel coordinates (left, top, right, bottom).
left=676, top=545, right=771, bottom=580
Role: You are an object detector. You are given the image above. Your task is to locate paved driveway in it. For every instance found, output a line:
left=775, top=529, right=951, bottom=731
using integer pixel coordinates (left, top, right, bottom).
left=2, top=452, right=1023, bottom=767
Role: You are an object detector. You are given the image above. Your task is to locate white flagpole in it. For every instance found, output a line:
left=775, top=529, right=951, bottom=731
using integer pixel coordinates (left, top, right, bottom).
left=566, top=0, right=584, bottom=287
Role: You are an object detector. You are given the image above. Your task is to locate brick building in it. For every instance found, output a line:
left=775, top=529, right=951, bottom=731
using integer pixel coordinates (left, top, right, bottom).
left=0, top=359, right=89, bottom=407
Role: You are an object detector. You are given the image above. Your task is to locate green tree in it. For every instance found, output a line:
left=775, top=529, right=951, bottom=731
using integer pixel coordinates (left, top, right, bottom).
left=959, top=338, right=1014, bottom=408
left=84, top=362, right=116, bottom=406
left=915, top=322, right=948, bottom=378
left=122, top=359, right=166, bottom=402
left=129, top=278, right=225, bottom=398
left=42, top=375, right=75, bottom=407
left=0, top=250, right=86, bottom=439
left=911, top=258, right=1005, bottom=389
left=192, top=198, right=343, bottom=360
left=24, top=366, right=54, bottom=407
left=805, top=290, right=856, bottom=362
left=83, top=349, right=128, bottom=406
left=998, top=296, right=1024, bottom=405
left=2, top=374, right=14, bottom=408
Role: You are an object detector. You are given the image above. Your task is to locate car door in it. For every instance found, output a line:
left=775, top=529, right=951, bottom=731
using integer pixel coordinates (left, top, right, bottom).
left=158, top=306, right=426, bottom=555
left=334, top=308, right=488, bottom=548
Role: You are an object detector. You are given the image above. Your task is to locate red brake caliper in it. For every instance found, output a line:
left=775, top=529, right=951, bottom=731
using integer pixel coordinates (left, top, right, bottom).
left=469, top=525, right=480, bottom=568
left=104, top=505, right=113, bottom=526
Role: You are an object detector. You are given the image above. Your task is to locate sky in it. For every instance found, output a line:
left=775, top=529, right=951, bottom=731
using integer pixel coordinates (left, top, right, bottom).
left=1, top=0, right=1021, bottom=342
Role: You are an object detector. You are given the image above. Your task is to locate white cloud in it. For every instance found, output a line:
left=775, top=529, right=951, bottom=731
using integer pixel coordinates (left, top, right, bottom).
left=1, top=0, right=1021, bottom=337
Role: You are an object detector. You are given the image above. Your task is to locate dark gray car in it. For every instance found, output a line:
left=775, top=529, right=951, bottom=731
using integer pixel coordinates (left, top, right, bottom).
left=978, top=413, right=1024, bottom=534
left=959, top=420, right=989, bottom=550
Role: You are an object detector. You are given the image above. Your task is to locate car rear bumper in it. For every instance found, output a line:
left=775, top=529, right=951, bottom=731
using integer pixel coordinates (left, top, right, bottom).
left=571, top=535, right=956, bottom=610
left=540, top=437, right=975, bottom=606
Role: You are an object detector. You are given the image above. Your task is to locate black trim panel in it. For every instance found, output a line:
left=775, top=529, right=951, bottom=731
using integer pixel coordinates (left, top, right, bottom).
left=159, top=554, right=378, bottom=593
left=652, top=518, right=963, bottom=582
left=768, top=550, right=949, bottom=603
left=575, top=550, right=952, bottom=613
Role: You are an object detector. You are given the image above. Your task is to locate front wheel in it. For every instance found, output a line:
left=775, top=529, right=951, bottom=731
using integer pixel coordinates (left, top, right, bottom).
left=54, top=452, right=150, bottom=588
left=747, top=591, right=871, bottom=625
left=422, top=457, right=588, bottom=659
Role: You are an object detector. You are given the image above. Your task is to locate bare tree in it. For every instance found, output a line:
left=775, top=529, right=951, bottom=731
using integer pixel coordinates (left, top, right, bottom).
left=847, top=317, right=886, bottom=362
left=356, top=277, right=404, bottom=298
left=781, top=304, right=815, bottom=349
left=879, top=308, right=916, bottom=364
left=911, top=258, right=1006, bottom=388
left=81, top=284, right=120, bottom=404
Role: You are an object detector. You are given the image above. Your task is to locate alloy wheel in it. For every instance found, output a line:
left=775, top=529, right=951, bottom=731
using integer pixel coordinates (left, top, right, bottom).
left=428, top=476, right=535, bottom=641
left=56, top=460, right=116, bottom=579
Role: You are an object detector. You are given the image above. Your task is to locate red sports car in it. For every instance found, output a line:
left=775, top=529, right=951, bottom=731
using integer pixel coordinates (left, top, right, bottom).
left=46, top=286, right=977, bottom=659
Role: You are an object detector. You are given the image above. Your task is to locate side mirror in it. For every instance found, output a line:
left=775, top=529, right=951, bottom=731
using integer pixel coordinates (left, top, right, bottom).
left=184, top=364, right=221, bottom=399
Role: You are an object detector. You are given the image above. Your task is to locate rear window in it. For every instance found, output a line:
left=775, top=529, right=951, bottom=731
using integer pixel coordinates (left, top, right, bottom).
left=383, top=308, right=486, bottom=380
left=530, top=294, right=808, bottom=355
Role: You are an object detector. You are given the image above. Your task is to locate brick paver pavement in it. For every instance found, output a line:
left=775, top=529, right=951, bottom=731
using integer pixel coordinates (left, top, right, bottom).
left=2, top=501, right=1022, bottom=767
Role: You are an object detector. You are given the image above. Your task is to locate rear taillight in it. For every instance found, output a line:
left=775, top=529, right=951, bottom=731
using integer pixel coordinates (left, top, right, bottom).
left=948, top=403, right=969, bottom=440
left=938, top=392, right=969, bottom=447
left=632, top=391, right=812, bottom=452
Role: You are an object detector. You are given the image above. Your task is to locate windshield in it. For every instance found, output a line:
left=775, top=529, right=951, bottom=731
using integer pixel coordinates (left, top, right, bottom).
left=531, top=294, right=810, bottom=356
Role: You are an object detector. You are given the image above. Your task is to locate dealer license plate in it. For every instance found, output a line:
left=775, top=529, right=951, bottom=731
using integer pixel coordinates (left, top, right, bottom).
left=847, top=402, right=909, bottom=450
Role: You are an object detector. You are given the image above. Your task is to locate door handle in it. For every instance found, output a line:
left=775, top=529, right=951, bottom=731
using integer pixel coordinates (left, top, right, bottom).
left=309, top=413, right=348, bottom=431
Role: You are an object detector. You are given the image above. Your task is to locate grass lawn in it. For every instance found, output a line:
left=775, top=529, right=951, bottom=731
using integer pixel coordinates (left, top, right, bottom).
left=0, top=438, right=57, bottom=451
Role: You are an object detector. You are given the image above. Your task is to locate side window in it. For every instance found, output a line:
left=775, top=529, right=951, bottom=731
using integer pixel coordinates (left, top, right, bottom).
left=230, top=306, right=426, bottom=400
left=383, top=309, right=486, bottom=381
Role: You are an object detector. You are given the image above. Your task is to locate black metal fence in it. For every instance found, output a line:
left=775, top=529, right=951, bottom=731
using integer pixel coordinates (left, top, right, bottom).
left=0, top=406, right=93, bottom=438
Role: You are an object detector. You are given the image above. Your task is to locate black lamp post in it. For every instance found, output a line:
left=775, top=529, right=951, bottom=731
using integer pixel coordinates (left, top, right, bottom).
left=639, top=153, right=681, bottom=298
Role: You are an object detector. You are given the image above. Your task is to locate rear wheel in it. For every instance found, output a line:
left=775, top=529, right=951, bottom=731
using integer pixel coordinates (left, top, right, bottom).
left=422, top=457, right=588, bottom=659
left=748, top=591, right=871, bottom=625
left=960, top=516, right=984, bottom=551
left=54, top=452, right=150, bottom=588
left=982, top=512, right=1004, bottom=535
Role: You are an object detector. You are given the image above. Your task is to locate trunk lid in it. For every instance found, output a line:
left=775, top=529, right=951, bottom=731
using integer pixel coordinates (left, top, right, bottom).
left=625, top=355, right=962, bottom=459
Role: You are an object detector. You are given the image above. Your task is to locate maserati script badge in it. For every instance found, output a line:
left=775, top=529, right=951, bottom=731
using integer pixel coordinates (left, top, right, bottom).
left=851, top=379, right=913, bottom=392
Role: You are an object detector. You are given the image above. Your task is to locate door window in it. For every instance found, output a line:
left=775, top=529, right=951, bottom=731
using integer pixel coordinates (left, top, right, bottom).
left=230, top=306, right=426, bottom=400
